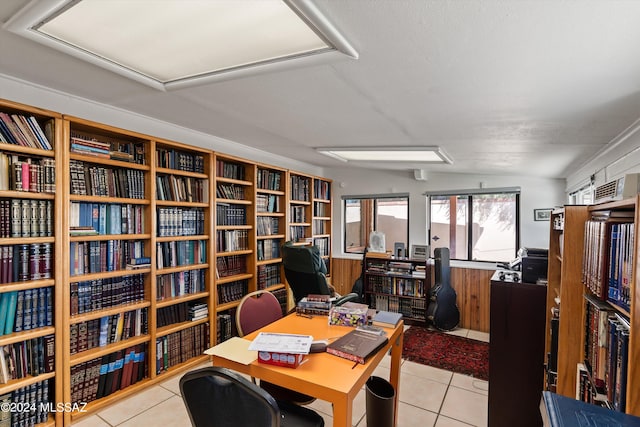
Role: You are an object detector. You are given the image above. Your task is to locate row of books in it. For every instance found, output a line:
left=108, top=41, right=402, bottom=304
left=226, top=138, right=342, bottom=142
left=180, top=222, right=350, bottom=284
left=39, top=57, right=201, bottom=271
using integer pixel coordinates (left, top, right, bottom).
left=2, top=199, right=53, bottom=239
left=582, top=217, right=634, bottom=310
left=70, top=202, right=145, bottom=235
left=257, top=264, right=281, bottom=289
left=290, top=205, right=307, bottom=223
left=157, top=301, right=208, bottom=328
left=70, top=344, right=147, bottom=404
left=0, top=287, right=53, bottom=335
left=313, top=219, right=329, bottom=234
left=156, top=240, right=206, bottom=269
left=313, top=179, right=330, bottom=200
left=290, top=175, right=310, bottom=201
left=216, top=255, right=247, bottom=278
left=70, top=131, right=146, bottom=165
left=70, top=160, right=146, bottom=199
left=156, top=148, right=204, bottom=173
left=155, top=323, right=209, bottom=374
left=69, top=308, right=148, bottom=355
left=216, top=203, right=246, bottom=226
left=216, top=313, right=235, bottom=343
left=314, top=237, right=330, bottom=256
left=70, top=240, right=146, bottom=276
left=216, top=183, right=245, bottom=200
left=156, top=269, right=206, bottom=301
left=256, top=194, right=280, bottom=213
left=271, top=288, right=288, bottom=314
left=370, top=294, right=427, bottom=320
left=157, top=207, right=205, bottom=237
left=289, top=226, right=309, bottom=243
left=156, top=175, right=208, bottom=203
left=217, top=279, right=248, bottom=305
left=0, top=334, right=55, bottom=383
left=257, top=216, right=279, bottom=236
left=0, top=112, right=52, bottom=150
left=216, top=229, right=250, bottom=252
left=0, top=243, right=53, bottom=284
left=313, top=200, right=330, bottom=217
left=256, top=169, right=282, bottom=191
left=70, top=275, right=145, bottom=316
left=0, top=379, right=51, bottom=426
left=366, top=276, right=426, bottom=297
left=581, top=293, right=630, bottom=412
left=0, top=154, right=56, bottom=194
left=257, top=239, right=281, bottom=261
left=216, top=160, right=245, bottom=181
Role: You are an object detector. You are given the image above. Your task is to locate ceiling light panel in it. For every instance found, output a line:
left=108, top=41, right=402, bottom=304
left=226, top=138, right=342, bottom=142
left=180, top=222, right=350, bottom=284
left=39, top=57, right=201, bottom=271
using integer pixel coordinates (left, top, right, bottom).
left=5, top=0, right=357, bottom=89
left=317, top=147, right=453, bottom=164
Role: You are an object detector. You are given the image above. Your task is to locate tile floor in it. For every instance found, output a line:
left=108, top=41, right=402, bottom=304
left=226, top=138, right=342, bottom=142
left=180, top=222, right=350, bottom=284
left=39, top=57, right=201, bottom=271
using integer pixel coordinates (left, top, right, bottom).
left=71, top=327, right=490, bottom=427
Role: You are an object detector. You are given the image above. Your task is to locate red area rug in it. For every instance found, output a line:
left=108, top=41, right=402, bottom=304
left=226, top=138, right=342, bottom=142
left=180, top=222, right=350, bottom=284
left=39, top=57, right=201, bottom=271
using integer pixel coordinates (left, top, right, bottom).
left=402, top=326, right=489, bottom=381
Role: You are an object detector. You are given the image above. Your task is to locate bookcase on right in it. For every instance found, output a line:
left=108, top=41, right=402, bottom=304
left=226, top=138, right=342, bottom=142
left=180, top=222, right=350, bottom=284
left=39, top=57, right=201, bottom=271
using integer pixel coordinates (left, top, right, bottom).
left=362, top=253, right=428, bottom=324
left=546, top=198, right=640, bottom=417
left=312, top=176, right=332, bottom=277
left=287, top=171, right=312, bottom=246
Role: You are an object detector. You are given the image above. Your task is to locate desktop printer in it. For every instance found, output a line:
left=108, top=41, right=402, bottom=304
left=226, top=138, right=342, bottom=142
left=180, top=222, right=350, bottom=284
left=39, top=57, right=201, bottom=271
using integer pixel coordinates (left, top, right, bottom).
left=520, top=248, right=548, bottom=284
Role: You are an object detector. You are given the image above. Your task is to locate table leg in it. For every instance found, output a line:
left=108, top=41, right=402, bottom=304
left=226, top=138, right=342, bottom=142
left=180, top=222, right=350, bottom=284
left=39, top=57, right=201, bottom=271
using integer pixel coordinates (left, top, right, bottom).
left=332, top=394, right=352, bottom=427
left=389, top=331, right=403, bottom=426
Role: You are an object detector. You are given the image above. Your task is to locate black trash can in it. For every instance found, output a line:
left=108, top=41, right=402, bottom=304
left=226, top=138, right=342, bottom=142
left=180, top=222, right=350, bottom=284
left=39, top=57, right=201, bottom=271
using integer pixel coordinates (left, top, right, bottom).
left=365, top=376, right=395, bottom=427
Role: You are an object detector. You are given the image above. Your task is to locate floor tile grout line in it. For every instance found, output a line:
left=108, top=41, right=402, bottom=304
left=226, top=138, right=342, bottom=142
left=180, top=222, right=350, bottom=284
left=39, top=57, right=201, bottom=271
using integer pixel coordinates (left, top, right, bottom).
left=107, top=393, right=177, bottom=427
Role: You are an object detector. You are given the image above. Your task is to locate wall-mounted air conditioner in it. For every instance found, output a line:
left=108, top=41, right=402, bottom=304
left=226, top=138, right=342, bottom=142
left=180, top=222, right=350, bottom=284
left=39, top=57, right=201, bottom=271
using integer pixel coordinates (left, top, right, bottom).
left=594, top=173, right=640, bottom=203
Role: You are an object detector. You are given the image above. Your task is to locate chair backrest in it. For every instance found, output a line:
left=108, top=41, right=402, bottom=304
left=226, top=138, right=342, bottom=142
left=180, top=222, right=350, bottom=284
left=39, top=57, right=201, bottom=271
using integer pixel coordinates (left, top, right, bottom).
left=180, top=366, right=279, bottom=427
left=236, top=290, right=283, bottom=337
left=281, top=242, right=331, bottom=304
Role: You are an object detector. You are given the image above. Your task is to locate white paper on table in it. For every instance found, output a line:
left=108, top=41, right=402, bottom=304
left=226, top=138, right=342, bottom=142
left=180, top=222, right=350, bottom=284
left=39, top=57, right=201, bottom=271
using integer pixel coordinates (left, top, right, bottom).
left=248, top=332, right=313, bottom=354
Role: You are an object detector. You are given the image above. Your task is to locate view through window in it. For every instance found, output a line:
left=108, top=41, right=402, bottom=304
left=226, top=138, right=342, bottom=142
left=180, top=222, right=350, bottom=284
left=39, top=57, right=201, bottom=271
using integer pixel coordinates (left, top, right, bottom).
left=428, top=191, right=519, bottom=262
left=344, top=195, right=409, bottom=254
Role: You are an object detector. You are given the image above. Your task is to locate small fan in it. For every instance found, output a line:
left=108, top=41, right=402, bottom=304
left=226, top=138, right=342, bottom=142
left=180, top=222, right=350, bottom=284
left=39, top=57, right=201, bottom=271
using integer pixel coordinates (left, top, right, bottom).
left=369, top=231, right=386, bottom=253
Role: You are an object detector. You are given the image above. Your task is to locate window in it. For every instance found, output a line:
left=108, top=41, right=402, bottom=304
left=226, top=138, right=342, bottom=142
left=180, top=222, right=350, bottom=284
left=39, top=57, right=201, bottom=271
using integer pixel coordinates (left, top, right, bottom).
left=343, top=194, right=409, bottom=254
left=428, top=189, right=519, bottom=262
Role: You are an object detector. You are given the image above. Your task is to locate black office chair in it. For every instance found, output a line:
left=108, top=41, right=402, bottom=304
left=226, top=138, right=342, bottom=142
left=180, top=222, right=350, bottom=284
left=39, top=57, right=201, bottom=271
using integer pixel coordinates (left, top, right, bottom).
left=180, top=366, right=325, bottom=427
left=282, top=241, right=359, bottom=305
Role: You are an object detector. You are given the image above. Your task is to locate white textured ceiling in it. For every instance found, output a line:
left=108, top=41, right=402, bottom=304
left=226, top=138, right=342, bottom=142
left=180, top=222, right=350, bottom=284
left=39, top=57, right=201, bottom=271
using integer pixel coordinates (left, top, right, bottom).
left=2, top=0, right=640, bottom=178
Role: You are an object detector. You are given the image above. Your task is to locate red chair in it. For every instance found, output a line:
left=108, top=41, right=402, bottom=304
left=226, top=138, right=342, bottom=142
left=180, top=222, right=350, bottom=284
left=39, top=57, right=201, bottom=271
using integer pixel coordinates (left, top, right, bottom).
left=235, top=290, right=315, bottom=405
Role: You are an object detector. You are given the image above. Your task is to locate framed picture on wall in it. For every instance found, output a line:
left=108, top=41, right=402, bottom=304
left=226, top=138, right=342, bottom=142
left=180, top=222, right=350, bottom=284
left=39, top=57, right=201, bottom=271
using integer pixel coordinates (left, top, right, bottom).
left=534, top=208, right=552, bottom=221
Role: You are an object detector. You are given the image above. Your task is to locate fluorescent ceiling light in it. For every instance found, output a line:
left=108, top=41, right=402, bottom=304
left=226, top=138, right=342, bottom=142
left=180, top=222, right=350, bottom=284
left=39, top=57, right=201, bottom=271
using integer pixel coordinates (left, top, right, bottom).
left=316, top=147, right=453, bottom=164
left=4, top=0, right=357, bottom=90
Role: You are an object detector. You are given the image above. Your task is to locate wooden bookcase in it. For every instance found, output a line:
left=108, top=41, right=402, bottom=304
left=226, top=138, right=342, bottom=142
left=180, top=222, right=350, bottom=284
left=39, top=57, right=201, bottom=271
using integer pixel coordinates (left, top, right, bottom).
left=362, top=253, right=428, bottom=324
left=312, top=176, right=332, bottom=277
left=152, top=138, right=213, bottom=380
left=287, top=171, right=312, bottom=246
left=0, top=96, right=335, bottom=425
left=0, top=99, right=63, bottom=427
left=213, top=154, right=255, bottom=344
left=255, top=163, right=288, bottom=311
left=546, top=199, right=640, bottom=416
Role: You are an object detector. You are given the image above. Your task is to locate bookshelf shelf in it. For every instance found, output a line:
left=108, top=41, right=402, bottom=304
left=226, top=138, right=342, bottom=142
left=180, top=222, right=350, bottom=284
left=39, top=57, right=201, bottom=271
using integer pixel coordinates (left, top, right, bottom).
left=257, top=258, right=283, bottom=266
left=215, top=197, right=252, bottom=205
left=257, top=234, right=285, bottom=240
left=69, top=268, right=153, bottom=282
left=0, top=189, right=55, bottom=200
left=215, top=273, right=253, bottom=284
left=155, top=200, right=208, bottom=208
left=155, top=291, right=210, bottom=309
left=0, top=278, right=55, bottom=293
left=69, top=335, right=151, bottom=365
left=69, top=194, right=151, bottom=205
left=216, top=300, right=241, bottom=312
left=155, top=167, right=208, bottom=179
left=156, top=234, right=208, bottom=243
left=156, top=263, right=209, bottom=275
left=0, top=372, right=57, bottom=395
left=0, top=326, right=56, bottom=346
left=156, top=317, right=209, bottom=337
left=216, top=224, right=252, bottom=230
left=69, top=301, right=152, bottom=324
left=69, top=233, right=152, bottom=242
left=216, top=249, right=253, bottom=257
left=68, top=153, right=150, bottom=171
left=216, top=176, right=253, bottom=186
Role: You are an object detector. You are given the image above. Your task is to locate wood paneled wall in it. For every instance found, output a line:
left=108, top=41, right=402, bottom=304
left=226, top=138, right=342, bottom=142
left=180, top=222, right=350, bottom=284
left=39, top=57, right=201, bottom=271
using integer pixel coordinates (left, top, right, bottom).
left=330, top=257, right=492, bottom=332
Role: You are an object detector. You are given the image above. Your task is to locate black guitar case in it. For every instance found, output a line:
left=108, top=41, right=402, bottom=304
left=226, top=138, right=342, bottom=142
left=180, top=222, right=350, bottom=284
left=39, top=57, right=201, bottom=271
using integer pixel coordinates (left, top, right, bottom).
left=426, top=247, right=460, bottom=331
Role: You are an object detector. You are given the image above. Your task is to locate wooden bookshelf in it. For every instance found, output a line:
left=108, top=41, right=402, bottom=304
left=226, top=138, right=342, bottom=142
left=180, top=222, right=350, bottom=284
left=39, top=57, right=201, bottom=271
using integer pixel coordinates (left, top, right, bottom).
left=0, top=99, right=63, bottom=427
left=287, top=171, right=312, bottom=246
left=213, top=154, right=255, bottom=344
left=547, top=199, right=640, bottom=416
left=312, top=176, right=332, bottom=277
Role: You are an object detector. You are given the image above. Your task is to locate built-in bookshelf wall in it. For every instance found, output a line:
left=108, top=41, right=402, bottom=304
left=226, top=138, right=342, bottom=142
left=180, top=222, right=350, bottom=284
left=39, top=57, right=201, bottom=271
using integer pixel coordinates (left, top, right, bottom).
left=546, top=200, right=640, bottom=417
left=312, top=176, right=332, bottom=276
left=0, top=100, right=63, bottom=427
left=0, top=97, right=333, bottom=425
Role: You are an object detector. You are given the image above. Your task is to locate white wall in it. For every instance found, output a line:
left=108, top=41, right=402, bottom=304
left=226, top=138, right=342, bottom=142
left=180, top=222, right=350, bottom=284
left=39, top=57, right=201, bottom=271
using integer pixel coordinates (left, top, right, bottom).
left=0, top=74, right=323, bottom=176
left=328, top=167, right=566, bottom=260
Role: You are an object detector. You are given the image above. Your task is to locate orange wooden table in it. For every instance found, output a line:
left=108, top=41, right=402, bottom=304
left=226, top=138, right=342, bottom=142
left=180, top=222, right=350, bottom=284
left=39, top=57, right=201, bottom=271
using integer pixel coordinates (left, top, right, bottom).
left=209, top=313, right=404, bottom=427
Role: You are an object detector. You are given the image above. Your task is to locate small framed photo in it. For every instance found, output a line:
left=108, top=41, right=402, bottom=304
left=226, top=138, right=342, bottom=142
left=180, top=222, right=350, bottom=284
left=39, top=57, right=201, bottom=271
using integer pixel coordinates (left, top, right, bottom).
left=534, top=208, right=552, bottom=221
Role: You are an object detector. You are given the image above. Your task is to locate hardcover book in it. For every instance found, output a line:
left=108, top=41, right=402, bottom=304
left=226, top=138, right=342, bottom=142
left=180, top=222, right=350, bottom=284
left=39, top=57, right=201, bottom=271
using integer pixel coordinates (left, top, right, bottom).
left=541, top=391, right=640, bottom=426
left=372, top=310, right=403, bottom=328
left=326, top=329, right=388, bottom=364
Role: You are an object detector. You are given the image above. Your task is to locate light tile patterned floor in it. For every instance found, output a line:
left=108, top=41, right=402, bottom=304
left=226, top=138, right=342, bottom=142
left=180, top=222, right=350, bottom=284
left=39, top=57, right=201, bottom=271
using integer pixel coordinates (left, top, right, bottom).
left=71, top=328, right=489, bottom=427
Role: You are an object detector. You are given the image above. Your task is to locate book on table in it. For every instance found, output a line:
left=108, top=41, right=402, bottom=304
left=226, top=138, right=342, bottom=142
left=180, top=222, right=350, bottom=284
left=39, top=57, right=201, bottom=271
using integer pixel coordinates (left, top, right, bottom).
left=326, top=329, right=388, bottom=364
left=372, top=310, right=403, bottom=328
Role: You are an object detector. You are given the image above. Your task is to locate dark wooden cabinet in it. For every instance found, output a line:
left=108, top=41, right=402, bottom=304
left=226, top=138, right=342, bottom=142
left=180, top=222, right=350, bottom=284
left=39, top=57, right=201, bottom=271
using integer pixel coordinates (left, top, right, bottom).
left=488, top=271, right=547, bottom=427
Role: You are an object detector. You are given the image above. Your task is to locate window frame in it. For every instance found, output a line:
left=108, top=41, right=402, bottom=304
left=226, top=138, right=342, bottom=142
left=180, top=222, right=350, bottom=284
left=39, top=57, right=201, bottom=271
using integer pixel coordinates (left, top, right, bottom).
left=426, top=187, right=520, bottom=262
left=342, top=193, right=410, bottom=254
